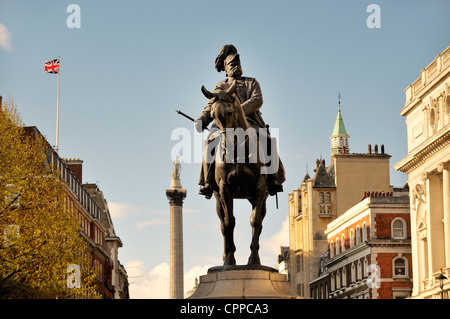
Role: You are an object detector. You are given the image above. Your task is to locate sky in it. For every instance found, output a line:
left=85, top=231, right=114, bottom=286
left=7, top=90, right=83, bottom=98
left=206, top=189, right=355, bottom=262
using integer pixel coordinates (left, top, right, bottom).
left=1, top=0, right=449, bottom=299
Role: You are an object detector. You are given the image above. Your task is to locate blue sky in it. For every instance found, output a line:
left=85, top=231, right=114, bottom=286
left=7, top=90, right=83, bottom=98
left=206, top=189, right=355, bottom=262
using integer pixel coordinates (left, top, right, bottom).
left=1, top=0, right=449, bottom=298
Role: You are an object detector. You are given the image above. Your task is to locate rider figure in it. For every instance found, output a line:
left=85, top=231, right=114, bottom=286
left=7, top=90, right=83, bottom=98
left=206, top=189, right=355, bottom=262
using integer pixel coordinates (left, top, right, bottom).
left=195, top=44, right=285, bottom=199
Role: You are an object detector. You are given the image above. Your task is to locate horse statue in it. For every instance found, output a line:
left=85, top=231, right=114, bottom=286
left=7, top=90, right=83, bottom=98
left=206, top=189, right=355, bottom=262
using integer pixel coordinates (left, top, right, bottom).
left=201, top=81, right=270, bottom=266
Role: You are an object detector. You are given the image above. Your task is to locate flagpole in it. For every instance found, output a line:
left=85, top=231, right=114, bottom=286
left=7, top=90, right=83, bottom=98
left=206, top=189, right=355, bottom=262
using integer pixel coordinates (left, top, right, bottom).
left=56, top=57, right=60, bottom=153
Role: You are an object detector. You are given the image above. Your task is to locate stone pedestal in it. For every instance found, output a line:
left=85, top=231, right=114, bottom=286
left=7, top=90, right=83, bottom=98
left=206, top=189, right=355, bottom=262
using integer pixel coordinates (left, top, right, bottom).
left=188, top=265, right=304, bottom=299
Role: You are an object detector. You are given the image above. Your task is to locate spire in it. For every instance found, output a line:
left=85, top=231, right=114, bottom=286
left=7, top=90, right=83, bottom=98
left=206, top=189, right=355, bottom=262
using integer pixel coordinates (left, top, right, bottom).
left=331, top=93, right=349, bottom=138
left=330, top=93, right=350, bottom=155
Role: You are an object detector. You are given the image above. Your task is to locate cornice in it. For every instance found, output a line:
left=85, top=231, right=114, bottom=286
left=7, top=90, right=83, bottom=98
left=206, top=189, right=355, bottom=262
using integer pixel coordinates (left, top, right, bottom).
left=394, top=128, right=450, bottom=174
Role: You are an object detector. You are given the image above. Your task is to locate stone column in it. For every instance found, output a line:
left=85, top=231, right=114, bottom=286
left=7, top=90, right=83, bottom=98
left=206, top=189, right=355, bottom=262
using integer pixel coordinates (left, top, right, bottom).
left=166, top=159, right=186, bottom=299
left=442, top=162, right=450, bottom=267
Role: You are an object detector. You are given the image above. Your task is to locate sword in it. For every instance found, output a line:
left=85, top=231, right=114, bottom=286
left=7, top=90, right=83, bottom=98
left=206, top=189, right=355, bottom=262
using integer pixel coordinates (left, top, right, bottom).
left=175, top=110, right=195, bottom=122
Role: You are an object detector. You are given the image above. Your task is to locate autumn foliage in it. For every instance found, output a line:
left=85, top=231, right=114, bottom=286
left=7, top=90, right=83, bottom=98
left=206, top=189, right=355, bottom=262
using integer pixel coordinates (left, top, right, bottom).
left=0, top=97, right=99, bottom=298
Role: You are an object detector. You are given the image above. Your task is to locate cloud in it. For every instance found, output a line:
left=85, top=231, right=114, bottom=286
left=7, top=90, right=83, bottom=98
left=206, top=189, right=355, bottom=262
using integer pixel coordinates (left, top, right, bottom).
left=125, top=260, right=169, bottom=299
left=0, top=22, right=13, bottom=51
left=135, top=218, right=168, bottom=230
left=109, top=202, right=166, bottom=219
left=125, top=260, right=213, bottom=299
left=260, top=215, right=289, bottom=266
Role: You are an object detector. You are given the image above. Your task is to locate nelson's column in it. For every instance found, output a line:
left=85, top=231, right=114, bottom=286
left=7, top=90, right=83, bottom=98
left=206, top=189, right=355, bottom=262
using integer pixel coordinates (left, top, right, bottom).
left=165, top=157, right=186, bottom=299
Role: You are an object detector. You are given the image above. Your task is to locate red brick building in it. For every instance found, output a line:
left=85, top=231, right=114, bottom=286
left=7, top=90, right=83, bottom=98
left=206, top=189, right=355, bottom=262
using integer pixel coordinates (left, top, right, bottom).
left=24, top=126, right=123, bottom=298
left=310, top=191, right=413, bottom=299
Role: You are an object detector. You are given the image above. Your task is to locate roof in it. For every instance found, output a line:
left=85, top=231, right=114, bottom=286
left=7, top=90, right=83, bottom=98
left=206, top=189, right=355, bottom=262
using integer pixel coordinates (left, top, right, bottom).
left=313, top=160, right=335, bottom=188
left=331, top=104, right=349, bottom=137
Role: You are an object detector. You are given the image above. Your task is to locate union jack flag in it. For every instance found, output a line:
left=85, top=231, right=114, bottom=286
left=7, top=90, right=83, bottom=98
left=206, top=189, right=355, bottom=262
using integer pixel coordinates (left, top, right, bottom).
left=44, top=57, right=60, bottom=74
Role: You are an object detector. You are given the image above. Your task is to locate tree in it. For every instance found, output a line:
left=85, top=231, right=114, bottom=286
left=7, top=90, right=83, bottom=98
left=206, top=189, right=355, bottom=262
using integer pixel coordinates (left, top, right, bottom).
left=0, top=97, right=99, bottom=298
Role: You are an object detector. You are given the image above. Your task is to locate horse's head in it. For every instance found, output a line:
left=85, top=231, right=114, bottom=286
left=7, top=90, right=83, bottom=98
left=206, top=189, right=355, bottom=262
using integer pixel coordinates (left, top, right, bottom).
left=201, top=82, right=240, bottom=132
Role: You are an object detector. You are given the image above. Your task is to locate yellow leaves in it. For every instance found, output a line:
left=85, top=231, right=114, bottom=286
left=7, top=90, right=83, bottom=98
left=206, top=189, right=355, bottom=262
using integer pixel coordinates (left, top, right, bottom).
left=0, top=97, right=98, bottom=299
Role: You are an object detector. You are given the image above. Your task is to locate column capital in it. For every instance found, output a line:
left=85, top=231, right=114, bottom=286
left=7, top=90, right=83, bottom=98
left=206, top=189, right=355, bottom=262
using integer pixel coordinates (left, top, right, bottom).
left=437, top=161, right=450, bottom=173
left=166, top=189, right=187, bottom=206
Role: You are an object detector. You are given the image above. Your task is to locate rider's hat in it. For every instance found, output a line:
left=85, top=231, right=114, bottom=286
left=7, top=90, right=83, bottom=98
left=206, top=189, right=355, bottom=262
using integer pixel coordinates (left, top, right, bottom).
left=215, top=44, right=239, bottom=72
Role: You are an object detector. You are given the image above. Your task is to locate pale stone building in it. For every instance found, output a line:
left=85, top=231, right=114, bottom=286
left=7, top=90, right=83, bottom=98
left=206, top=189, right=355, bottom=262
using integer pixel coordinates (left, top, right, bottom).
left=394, top=45, right=450, bottom=299
left=287, top=101, right=396, bottom=298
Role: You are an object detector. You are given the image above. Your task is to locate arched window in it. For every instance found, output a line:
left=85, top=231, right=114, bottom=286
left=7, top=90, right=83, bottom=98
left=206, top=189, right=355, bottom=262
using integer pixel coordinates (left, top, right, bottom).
left=350, top=229, right=354, bottom=248
left=325, top=192, right=331, bottom=203
left=356, top=225, right=361, bottom=244
left=393, top=257, right=408, bottom=277
left=362, top=222, right=368, bottom=241
left=319, top=192, right=324, bottom=203
left=357, top=260, right=362, bottom=280
left=341, top=234, right=345, bottom=252
left=331, top=273, right=335, bottom=291
left=342, top=267, right=347, bottom=287
left=330, top=241, right=334, bottom=258
left=392, top=218, right=407, bottom=239
left=335, top=238, right=340, bottom=255
left=351, top=263, right=356, bottom=283
left=364, top=258, right=369, bottom=278
left=336, top=270, right=341, bottom=289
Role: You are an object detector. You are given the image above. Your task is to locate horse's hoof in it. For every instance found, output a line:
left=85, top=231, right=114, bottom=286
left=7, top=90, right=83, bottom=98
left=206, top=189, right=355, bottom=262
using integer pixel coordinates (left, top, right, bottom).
left=247, top=254, right=261, bottom=265
left=224, top=254, right=236, bottom=266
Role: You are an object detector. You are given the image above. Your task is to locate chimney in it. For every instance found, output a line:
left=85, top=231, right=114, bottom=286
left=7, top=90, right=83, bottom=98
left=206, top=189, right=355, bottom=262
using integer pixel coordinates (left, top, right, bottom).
left=368, top=144, right=372, bottom=154
left=63, top=158, right=83, bottom=183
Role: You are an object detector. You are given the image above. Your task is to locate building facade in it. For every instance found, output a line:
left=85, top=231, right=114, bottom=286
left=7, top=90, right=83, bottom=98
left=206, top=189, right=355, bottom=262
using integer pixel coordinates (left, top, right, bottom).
left=310, top=192, right=412, bottom=299
left=394, top=45, right=450, bottom=299
left=85, top=182, right=129, bottom=299
left=287, top=103, right=407, bottom=298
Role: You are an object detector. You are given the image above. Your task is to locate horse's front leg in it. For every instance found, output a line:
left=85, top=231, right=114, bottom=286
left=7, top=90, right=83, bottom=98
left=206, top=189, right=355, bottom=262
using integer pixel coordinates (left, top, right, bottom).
left=214, top=180, right=236, bottom=266
left=248, top=177, right=268, bottom=265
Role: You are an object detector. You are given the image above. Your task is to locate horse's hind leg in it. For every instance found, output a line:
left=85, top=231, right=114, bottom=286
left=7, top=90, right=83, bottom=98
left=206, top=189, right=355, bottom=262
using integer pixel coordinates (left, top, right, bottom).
left=214, top=188, right=236, bottom=266
left=248, top=180, right=268, bottom=265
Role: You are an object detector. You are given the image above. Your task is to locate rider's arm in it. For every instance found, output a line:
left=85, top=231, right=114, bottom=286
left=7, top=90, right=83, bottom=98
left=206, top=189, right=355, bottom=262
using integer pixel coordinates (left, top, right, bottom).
left=240, top=79, right=263, bottom=116
left=195, top=104, right=213, bottom=132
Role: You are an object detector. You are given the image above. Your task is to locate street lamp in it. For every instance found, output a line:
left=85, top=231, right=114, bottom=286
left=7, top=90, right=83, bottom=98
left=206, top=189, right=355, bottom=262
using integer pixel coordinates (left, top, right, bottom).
left=436, top=268, right=447, bottom=299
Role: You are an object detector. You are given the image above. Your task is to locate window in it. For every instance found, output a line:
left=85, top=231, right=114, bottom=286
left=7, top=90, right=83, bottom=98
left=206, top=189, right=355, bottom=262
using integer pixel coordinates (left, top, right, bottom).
left=319, top=192, right=324, bottom=204
left=364, top=258, right=369, bottom=278
left=342, top=267, right=347, bottom=286
left=393, top=257, right=408, bottom=277
left=296, top=253, right=304, bottom=272
left=325, top=192, right=331, bottom=203
left=336, top=238, right=340, bottom=255
left=341, top=234, right=345, bottom=252
left=357, top=260, right=362, bottom=280
left=392, top=218, right=406, bottom=239
left=356, top=225, right=361, bottom=244
left=351, top=263, right=356, bottom=282
left=330, top=241, right=334, bottom=258
left=331, top=273, right=335, bottom=291
left=350, top=229, right=354, bottom=248
left=362, top=222, right=368, bottom=241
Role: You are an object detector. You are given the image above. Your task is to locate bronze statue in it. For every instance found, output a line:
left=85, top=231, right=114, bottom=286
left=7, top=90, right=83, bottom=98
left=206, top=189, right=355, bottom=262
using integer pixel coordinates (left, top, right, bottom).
left=195, top=45, right=285, bottom=266
left=196, top=45, right=285, bottom=199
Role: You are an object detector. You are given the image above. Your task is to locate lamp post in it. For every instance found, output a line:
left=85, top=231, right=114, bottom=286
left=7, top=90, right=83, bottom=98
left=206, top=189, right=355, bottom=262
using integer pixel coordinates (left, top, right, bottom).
left=436, top=268, right=447, bottom=299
